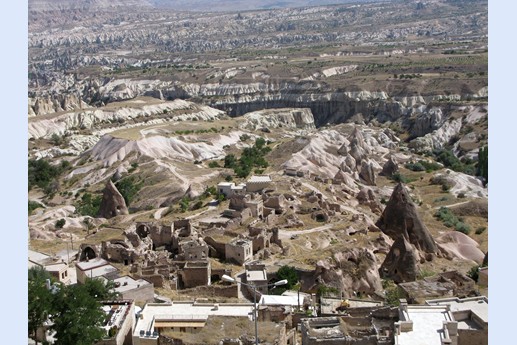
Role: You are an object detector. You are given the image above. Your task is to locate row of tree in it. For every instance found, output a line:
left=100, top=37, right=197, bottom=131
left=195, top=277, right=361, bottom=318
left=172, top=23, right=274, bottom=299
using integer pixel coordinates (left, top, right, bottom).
left=28, top=266, right=117, bottom=345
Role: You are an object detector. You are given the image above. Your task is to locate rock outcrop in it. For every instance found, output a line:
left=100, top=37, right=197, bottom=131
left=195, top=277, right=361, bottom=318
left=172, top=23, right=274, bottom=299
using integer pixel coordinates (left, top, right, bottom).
left=309, top=249, right=383, bottom=298
left=379, top=237, right=419, bottom=283
left=380, top=155, right=399, bottom=177
left=239, top=108, right=315, bottom=131
left=97, top=180, right=129, bottom=218
left=359, top=160, right=376, bottom=186
left=376, top=183, right=437, bottom=255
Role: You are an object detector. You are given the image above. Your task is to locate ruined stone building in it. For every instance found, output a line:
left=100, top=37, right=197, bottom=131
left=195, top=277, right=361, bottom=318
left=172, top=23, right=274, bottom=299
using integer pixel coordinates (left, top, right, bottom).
left=225, top=238, right=253, bottom=265
left=178, top=261, right=212, bottom=289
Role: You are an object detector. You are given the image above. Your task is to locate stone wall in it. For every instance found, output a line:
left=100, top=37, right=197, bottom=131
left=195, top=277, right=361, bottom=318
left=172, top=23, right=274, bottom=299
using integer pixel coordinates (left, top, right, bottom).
left=178, top=284, right=239, bottom=298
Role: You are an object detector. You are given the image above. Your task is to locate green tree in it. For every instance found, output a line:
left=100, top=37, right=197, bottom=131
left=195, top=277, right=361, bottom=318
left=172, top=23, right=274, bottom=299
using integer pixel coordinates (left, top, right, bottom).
left=276, top=266, right=299, bottom=291
left=477, top=146, right=488, bottom=184
left=28, top=267, right=53, bottom=344
left=115, top=176, right=143, bottom=206
left=224, top=154, right=237, bottom=168
left=75, top=193, right=102, bottom=217
left=179, top=196, right=190, bottom=212
left=55, top=218, right=66, bottom=229
left=51, top=283, right=106, bottom=345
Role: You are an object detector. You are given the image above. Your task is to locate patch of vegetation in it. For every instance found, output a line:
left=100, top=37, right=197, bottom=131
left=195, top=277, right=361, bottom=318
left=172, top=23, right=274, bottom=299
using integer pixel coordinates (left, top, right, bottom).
left=75, top=193, right=102, bottom=217
left=417, top=269, right=435, bottom=280
left=316, top=284, right=340, bottom=297
left=115, top=176, right=143, bottom=206
left=28, top=158, right=70, bottom=191
left=405, top=160, right=442, bottom=173
left=434, top=196, right=448, bottom=203
left=382, top=280, right=405, bottom=306
left=467, top=265, right=480, bottom=282
left=208, top=161, right=221, bottom=168
left=179, top=196, right=190, bottom=212
left=224, top=137, right=271, bottom=178
left=390, top=172, right=414, bottom=184
left=274, top=266, right=299, bottom=294
left=477, top=146, right=488, bottom=184
left=55, top=219, right=66, bottom=229
left=434, top=206, right=471, bottom=234
left=433, top=149, right=475, bottom=175
left=475, top=226, right=486, bottom=235
left=28, top=200, right=43, bottom=215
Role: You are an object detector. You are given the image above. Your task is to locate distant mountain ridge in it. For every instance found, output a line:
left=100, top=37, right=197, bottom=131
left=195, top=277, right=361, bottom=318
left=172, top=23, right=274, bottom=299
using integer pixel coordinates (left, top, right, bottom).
left=29, top=0, right=380, bottom=12
left=28, top=0, right=152, bottom=12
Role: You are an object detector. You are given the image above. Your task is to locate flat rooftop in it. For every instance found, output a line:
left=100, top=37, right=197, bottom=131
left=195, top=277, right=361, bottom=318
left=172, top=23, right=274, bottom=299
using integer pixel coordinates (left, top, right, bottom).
left=83, top=265, right=118, bottom=279
left=28, top=249, right=51, bottom=264
left=248, top=175, right=271, bottom=183
left=113, top=276, right=152, bottom=293
left=259, top=295, right=303, bottom=306
left=76, top=258, right=110, bottom=271
left=426, top=296, right=488, bottom=323
left=246, top=269, right=267, bottom=282
left=134, top=302, right=254, bottom=336
left=101, top=301, right=132, bottom=333
left=397, top=306, right=452, bottom=345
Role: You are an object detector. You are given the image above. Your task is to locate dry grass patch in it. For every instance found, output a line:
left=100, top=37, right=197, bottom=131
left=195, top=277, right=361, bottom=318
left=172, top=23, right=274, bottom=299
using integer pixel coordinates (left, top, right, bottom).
left=163, top=316, right=281, bottom=345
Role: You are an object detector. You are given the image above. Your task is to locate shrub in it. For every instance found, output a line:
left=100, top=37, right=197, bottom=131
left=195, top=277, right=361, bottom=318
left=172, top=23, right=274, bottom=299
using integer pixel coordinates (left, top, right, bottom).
left=467, top=265, right=480, bottom=282
left=55, top=219, right=66, bottom=229
left=383, top=280, right=405, bottom=306
left=455, top=222, right=471, bottom=234
left=28, top=200, right=43, bottom=215
left=404, top=161, right=425, bottom=172
left=435, top=207, right=471, bottom=234
left=208, top=161, right=220, bottom=168
left=239, top=134, right=251, bottom=141
left=391, top=172, right=412, bottom=183
left=475, top=227, right=486, bottom=235
left=179, top=197, right=190, bottom=212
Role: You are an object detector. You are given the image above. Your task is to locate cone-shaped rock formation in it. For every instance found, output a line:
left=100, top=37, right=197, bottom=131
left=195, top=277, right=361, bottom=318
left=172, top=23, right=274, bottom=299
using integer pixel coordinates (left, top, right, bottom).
left=376, top=183, right=437, bottom=254
left=97, top=180, right=129, bottom=218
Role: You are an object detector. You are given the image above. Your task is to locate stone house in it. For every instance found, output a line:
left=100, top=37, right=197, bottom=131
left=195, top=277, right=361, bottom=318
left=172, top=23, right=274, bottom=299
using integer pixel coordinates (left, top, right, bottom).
left=225, top=239, right=253, bottom=265
left=246, top=175, right=272, bottom=193
left=178, top=261, right=211, bottom=289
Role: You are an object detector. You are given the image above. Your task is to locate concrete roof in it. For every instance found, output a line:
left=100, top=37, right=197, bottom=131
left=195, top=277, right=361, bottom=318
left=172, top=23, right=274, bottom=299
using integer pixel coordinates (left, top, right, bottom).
left=248, top=175, right=271, bottom=183
left=246, top=269, right=267, bottom=282
left=426, top=296, right=488, bottom=323
left=82, top=264, right=118, bottom=279
left=259, top=295, right=303, bottom=306
left=76, top=258, right=110, bottom=271
left=134, top=302, right=253, bottom=336
left=113, top=276, right=152, bottom=293
left=28, top=249, right=51, bottom=263
left=396, top=306, right=452, bottom=345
